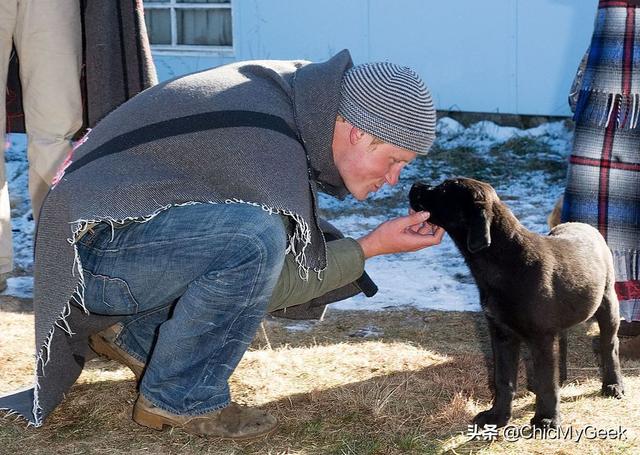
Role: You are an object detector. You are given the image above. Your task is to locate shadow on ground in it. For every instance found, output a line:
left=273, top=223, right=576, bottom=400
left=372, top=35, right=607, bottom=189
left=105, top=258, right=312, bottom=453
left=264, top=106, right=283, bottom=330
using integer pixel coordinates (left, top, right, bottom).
left=2, top=308, right=637, bottom=454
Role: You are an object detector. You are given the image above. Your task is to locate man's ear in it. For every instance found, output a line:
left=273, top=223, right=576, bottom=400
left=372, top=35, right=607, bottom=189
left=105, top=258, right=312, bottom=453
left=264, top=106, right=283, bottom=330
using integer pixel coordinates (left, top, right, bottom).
left=349, top=126, right=367, bottom=145
left=466, top=203, right=492, bottom=253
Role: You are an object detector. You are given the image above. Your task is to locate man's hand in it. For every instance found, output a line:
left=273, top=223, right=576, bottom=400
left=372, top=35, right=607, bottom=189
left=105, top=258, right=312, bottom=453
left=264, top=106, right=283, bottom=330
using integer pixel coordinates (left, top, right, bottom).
left=357, top=211, right=445, bottom=259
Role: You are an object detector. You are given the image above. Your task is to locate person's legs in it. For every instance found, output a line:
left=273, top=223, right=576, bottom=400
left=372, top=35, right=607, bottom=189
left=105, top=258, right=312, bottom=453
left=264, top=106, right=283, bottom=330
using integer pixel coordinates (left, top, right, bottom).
left=14, top=0, right=82, bottom=222
left=0, top=1, right=17, bottom=275
left=108, top=303, right=174, bottom=368
left=78, top=203, right=286, bottom=415
left=140, top=207, right=285, bottom=414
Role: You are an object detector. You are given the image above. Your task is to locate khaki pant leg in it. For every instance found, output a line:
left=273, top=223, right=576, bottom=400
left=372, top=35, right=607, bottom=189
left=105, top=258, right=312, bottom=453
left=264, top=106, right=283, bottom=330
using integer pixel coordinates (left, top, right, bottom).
left=14, top=0, right=82, bottom=223
left=0, top=1, right=18, bottom=273
left=28, top=166, right=49, bottom=223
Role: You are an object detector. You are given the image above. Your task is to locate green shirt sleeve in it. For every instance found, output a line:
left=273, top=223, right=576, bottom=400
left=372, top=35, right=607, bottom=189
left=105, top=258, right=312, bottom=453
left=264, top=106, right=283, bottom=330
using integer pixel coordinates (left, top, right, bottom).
left=267, top=237, right=365, bottom=312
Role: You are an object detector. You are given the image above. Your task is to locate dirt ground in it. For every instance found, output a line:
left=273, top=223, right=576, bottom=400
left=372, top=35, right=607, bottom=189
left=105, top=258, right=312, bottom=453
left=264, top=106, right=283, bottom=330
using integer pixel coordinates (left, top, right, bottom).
left=0, top=296, right=638, bottom=455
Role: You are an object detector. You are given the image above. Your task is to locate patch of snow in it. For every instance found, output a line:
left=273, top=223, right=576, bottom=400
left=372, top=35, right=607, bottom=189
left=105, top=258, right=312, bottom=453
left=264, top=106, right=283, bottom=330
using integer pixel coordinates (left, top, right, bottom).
left=471, top=120, right=522, bottom=142
left=3, top=119, right=574, bottom=314
left=5, top=134, right=34, bottom=273
left=435, top=117, right=465, bottom=136
left=283, top=321, right=316, bottom=332
left=323, top=118, right=573, bottom=314
left=2, top=276, right=33, bottom=299
left=524, top=120, right=571, bottom=140
left=348, top=325, right=383, bottom=338
left=438, top=120, right=520, bottom=151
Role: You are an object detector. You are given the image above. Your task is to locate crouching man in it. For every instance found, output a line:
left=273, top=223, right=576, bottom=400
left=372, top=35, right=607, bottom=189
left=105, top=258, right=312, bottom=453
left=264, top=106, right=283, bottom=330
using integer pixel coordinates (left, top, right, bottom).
left=0, top=50, right=443, bottom=439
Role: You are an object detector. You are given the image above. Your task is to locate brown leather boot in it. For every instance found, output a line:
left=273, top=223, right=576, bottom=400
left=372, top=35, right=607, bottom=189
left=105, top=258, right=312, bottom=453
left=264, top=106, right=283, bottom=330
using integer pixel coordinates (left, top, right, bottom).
left=619, top=334, right=640, bottom=360
left=132, top=394, right=278, bottom=440
left=89, top=324, right=146, bottom=380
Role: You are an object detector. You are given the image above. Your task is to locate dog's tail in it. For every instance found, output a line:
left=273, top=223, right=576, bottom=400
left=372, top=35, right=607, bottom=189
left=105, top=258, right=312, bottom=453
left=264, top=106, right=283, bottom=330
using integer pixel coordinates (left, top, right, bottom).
left=547, top=195, right=563, bottom=230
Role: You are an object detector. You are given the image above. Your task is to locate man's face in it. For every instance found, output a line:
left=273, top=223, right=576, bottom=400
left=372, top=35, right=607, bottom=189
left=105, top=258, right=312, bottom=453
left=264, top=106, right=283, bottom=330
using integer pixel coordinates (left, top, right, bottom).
left=335, top=131, right=417, bottom=201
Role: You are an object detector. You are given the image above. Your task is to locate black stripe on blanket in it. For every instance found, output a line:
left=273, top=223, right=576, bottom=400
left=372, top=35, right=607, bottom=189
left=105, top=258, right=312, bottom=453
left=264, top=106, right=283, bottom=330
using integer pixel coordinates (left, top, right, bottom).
left=65, top=110, right=301, bottom=174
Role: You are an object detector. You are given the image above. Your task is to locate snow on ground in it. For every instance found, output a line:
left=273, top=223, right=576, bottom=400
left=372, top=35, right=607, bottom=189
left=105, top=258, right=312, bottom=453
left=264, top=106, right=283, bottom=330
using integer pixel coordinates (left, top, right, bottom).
left=1, top=276, right=34, bottom=300
left=3, top=118, right=574, bottom=312
left=5, top=133, right=34, bottom=274
left=320, top=118, right=573, bottom=313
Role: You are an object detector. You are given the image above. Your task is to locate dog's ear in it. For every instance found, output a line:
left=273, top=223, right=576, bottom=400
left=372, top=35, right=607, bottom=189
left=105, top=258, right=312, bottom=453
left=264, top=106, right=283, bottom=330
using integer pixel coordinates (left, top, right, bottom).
left=467, top=203, right=492, bottom=253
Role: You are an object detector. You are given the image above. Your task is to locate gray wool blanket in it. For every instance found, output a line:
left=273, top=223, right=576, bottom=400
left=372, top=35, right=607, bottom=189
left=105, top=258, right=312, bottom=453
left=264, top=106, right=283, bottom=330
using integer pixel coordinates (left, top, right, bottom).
left=0, top=50, right=354, bottom=425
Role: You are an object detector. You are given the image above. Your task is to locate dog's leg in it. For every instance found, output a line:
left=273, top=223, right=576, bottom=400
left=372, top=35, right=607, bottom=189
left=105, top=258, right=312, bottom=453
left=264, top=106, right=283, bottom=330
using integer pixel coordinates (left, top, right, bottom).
left=529, top=335, right=561, bottom=429
left=473, top=318, right=520, bottom=428
left=523, top=346, right=536, bottom=393
left=559, top=330, right=568, bottom=385
left=595, top=286, right=625, bottom=398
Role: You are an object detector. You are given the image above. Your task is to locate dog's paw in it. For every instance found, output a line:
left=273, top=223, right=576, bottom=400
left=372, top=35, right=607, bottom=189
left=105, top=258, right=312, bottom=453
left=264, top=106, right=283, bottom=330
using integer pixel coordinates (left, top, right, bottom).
left=472, top=409, right=510, bottom=428
left=602, top=383, right=625, bottom=399
left=530, top=414, right=560, bottom=429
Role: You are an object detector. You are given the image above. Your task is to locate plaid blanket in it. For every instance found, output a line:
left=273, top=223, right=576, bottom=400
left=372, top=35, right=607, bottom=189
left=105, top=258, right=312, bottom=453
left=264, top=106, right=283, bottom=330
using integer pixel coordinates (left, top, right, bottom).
left=574, top=2, right=640, bottom=129
left=563, top=0, right=640, bottom=321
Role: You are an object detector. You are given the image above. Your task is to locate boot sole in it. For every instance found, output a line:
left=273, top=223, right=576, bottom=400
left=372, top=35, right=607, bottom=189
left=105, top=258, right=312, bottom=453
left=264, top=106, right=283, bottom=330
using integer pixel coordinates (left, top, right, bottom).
left=89, top=334, right=145, bottom=380
left=133, top=402, right=279, bottom=440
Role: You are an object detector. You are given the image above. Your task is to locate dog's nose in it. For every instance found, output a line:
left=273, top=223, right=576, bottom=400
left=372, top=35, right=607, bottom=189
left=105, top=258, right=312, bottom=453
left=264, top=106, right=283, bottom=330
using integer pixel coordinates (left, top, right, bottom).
left=409, top=181, right=432, bottom=212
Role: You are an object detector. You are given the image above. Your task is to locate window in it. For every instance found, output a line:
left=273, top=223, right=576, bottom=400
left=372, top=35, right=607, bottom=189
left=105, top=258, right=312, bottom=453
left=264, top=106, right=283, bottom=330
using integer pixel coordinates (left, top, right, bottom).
left=143, top=0, right=233, bottom=53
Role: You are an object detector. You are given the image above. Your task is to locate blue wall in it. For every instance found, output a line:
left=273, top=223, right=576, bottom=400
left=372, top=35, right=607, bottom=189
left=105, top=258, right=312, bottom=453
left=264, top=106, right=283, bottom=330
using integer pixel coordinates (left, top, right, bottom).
left=152, top=0, right=595, bottom=116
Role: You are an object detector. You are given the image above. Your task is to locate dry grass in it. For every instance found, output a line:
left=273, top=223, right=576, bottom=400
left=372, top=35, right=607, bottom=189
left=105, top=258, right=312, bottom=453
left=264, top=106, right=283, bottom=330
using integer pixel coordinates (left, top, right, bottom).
left=0, top=306, right=638, bottom=454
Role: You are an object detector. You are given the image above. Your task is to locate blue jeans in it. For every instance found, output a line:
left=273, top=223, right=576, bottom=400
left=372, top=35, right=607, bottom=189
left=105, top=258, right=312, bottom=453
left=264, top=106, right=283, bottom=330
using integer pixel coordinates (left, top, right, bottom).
left=77, top=203, right=286, bottom=415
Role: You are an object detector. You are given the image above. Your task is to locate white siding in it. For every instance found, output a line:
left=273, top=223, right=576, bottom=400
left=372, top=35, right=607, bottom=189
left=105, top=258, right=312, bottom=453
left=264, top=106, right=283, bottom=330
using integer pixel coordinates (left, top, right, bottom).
left=151, top=0, right=595, bottom=116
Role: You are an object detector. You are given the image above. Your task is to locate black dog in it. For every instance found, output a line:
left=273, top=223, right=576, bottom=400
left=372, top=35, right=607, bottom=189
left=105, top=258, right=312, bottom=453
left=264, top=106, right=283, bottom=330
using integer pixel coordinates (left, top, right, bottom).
left=409, top=178, right=624, bottom=429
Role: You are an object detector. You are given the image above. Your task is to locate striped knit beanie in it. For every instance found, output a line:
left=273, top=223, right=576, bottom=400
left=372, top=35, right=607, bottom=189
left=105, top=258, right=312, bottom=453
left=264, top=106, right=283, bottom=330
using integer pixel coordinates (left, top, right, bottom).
left=338, top=62, right=436, bottom=154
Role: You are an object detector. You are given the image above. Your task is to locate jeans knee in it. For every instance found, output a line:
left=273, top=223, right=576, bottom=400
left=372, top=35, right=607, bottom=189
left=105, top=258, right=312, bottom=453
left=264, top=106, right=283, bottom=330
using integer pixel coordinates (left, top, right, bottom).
left=201, top=206, right=286, bottom=283
left=195, top=209, right=286, bottom=311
